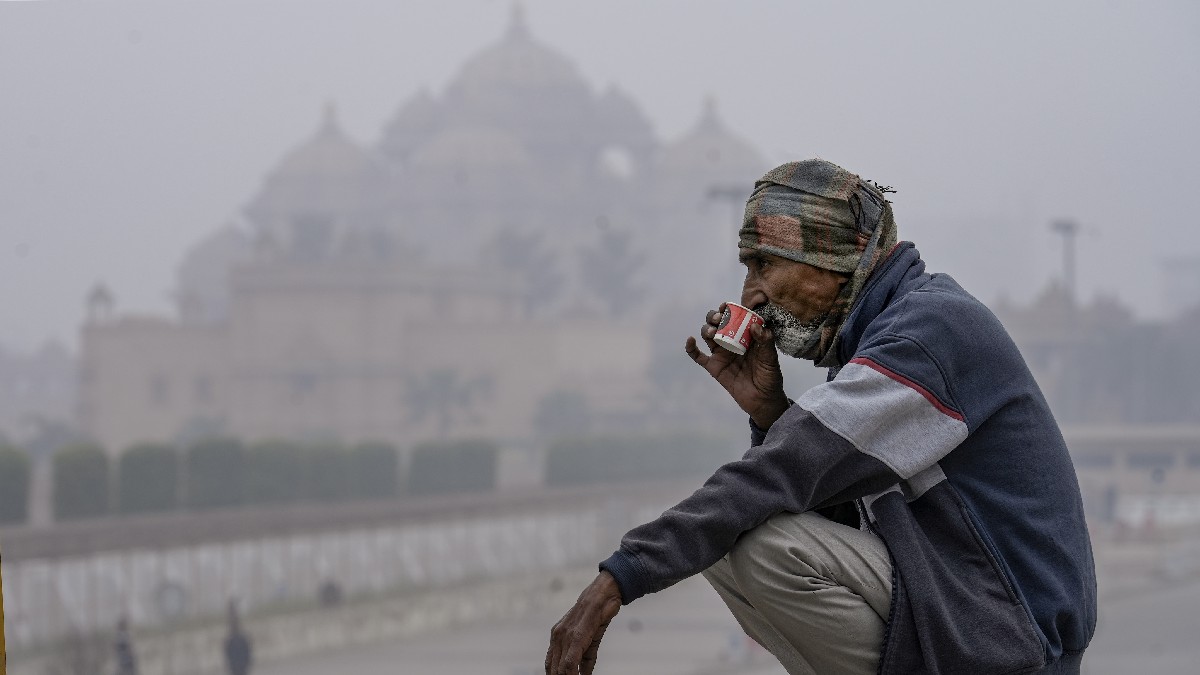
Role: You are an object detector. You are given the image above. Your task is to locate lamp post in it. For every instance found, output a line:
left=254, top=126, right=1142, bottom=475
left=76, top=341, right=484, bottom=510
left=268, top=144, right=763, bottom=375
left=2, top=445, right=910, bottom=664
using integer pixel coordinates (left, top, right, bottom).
left=1050, top=219, right=1081, bottom=305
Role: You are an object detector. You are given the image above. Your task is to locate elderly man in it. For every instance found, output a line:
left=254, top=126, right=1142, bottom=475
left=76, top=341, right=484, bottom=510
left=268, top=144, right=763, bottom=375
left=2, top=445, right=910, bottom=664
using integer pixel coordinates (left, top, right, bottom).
left=545, top=159, right=1096, bottom=675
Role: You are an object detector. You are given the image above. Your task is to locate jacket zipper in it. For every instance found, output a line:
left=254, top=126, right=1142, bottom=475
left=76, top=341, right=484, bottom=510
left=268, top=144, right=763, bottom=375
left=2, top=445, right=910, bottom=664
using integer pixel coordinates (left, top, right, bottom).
left=856, top=497, right=879, bottom=535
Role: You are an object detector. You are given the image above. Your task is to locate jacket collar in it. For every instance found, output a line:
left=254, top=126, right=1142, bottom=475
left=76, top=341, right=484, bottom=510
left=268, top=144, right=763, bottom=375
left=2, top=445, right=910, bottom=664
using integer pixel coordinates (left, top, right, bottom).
left=834, top=242, right=927, bottom=365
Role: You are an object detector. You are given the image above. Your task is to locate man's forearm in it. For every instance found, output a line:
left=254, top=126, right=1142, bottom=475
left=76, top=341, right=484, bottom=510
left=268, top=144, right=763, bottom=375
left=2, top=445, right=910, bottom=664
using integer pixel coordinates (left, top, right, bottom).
left=600, top=405, right=899, bottom=603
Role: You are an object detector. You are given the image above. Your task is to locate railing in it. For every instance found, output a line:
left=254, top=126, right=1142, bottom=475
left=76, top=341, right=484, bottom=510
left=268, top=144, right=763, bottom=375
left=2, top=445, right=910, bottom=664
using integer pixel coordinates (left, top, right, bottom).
left=0, top=479, right=699, bottom=650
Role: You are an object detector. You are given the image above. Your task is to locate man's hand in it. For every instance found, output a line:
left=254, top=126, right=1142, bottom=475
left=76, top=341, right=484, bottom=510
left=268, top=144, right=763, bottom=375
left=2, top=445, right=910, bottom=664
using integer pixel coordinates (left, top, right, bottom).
left=685, top=303, right=789, bottom=430
left=545, top=571, right=623, bottom=675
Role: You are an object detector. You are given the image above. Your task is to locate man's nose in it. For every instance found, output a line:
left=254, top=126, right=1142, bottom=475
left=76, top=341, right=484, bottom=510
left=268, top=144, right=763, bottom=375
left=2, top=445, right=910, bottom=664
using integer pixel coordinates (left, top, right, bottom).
left=741, top=282, right=767, bottom=310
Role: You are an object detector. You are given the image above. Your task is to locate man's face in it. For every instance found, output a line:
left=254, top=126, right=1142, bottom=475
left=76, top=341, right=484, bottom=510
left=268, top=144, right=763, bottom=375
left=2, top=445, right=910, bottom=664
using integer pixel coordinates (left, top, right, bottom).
left=738, top=249, right=849, bottom=355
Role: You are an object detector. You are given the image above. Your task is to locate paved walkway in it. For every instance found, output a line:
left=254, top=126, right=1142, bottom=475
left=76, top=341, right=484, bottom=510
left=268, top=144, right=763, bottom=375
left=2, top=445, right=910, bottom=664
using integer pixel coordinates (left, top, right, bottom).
left=254, top=569, right=1200, bottom=675
left=257, top=575, right=783, bottom=675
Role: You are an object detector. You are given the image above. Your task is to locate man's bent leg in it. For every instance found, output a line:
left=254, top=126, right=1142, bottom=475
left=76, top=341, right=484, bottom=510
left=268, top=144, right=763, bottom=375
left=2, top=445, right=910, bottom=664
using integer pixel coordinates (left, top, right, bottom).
left=702, top=556, right=817, bottom=672
left=701, top=511, right=892, bottom=675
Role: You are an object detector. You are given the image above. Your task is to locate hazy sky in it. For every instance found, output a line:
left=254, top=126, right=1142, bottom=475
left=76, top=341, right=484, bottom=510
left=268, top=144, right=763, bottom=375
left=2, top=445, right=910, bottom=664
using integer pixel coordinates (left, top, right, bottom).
left=2, top=0, right=1198, bottom=351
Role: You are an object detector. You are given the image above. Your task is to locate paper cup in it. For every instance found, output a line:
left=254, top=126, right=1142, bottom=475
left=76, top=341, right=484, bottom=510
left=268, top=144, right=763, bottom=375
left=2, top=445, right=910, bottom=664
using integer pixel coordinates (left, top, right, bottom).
left=714, top=303, right=764, bottom=356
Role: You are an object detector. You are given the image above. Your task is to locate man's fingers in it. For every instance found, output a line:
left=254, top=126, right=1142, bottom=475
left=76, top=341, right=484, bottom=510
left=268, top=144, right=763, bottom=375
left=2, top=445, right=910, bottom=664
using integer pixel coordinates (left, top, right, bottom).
left=684, top=336, right=709, bottom=367
left=547, top=622, right=563, bottom=675
left=555, top=622, right=603, bottom=675
left=559, top=637, right=588, bottom=675
left=751, top=324, right=776, bottom=355
left=548, top=617, right=577, bottom=675
left=700, top=326, right=721, bottom=353
left=579, top=623, right=610, bottom=675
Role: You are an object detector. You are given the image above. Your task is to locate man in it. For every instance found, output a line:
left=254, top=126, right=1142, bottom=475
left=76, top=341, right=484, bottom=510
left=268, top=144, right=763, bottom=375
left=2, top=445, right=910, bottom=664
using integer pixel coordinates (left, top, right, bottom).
left=113, top=616, right=138, bottom=675
left=545, top=159, right=1096, bottom=674
left=224, top=599, right=253, bottom=675
left=1, top=551, right=6, bottom=673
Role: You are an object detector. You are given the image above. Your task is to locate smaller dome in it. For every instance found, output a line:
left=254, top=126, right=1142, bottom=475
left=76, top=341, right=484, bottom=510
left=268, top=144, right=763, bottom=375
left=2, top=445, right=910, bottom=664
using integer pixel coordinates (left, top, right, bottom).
left=378, top=88, right=443, bottom=161
left=597, top=85, right=655, bottom=147
left=176, top=225, right=253, bottom=324
left=267, top=103, right=383, bottom=179
left=245, top=103, right=389, bottom=239
left=658, top=97, right=766, bottom=177
left=410, top=127, right=532, bottom=169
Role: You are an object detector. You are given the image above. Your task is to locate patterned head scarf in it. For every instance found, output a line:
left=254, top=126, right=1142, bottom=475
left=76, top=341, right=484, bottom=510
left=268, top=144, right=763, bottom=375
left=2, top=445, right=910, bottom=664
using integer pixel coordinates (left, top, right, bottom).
left=738, top=159, right=898, bottom=366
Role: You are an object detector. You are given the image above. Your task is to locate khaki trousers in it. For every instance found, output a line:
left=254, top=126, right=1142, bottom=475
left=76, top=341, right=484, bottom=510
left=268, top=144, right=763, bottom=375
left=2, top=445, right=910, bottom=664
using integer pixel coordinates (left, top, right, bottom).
left=701, top=511, right=893, bottom=675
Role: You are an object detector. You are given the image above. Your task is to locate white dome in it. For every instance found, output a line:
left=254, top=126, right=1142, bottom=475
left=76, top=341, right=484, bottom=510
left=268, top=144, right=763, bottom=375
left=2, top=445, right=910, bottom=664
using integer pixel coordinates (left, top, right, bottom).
left=245, top=104, right=389, bottom=237
left=451, top=5, right=585, bottom=97
left=410, top=127, right=532, bottom=168
left=378, top=88, right=442, bottom=161
left=176, top=225, right=252, bottom=323
left=658, top=98, right=766, bottom=177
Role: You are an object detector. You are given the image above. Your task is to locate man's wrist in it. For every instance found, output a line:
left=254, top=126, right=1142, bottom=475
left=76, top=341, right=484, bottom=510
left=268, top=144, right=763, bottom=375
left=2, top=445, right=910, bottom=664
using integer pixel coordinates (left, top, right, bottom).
left=595, top=570, right=620, bottom=600
left=750, top=398, right=790, bottom=430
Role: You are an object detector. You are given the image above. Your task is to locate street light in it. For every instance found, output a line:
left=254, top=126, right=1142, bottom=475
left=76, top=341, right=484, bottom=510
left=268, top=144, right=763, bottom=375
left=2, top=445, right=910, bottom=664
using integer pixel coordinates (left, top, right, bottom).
left=1050, top=219, right=1081, bottom=304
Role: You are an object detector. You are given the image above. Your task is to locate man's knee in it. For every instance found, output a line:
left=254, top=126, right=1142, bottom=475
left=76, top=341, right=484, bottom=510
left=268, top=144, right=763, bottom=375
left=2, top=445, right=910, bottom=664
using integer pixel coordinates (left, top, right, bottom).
left=726, top=512, right=826, bottom=589
left=701, top=553, right=734, bottom=589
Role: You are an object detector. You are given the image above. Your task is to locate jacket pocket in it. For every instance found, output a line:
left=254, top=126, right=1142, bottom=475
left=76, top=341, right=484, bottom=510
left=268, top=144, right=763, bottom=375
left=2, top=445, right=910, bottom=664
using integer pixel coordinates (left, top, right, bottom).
left=873, top=484, right=1045, bottom=674
left=958, top=502, right=1021, bottom=605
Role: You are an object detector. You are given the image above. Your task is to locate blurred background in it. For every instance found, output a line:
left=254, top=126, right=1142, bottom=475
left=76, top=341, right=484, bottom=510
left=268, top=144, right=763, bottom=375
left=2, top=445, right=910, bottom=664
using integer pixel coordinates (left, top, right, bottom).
left=1, top=1, right=1198, bottom=673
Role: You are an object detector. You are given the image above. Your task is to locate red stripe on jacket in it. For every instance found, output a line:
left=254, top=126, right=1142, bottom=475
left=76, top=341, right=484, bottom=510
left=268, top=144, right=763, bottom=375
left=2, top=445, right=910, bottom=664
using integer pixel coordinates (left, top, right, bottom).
left=849, top=356, right=965, bottom=423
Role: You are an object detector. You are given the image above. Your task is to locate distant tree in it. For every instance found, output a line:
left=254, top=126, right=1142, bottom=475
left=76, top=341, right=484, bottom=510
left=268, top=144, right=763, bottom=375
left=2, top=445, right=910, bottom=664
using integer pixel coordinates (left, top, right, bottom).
left=53, top=443, right=110, bottom=521
left=407, top=440, right=498, bottom=496
left=533, top=390, right=593, bottom=439
left=244, top=439, right=308, bottom=505
left=481, top=227, right=564, bottom=315
left=118, top=443, right=179, bottom=514
left=0, top=444, right=31, bottom=524
left=403, top=368, right=494, bottom=437
left=307, top=442, right=351, bottom=502
left=184, top=438, right=245, bottom=510
left=349, top=441, right=399, bottom=499
left=579, top=224, right=645, bottom=316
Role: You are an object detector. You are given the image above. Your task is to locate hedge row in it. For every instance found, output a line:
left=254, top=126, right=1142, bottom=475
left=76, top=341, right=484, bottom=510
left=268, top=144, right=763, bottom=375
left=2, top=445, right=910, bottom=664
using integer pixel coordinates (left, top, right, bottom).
left=11, top=437, right=506, bottom=524
left=0, top=445, right=31, bottom=524
left=180, top=439, right=407, bottom=511
left=50, top=439, right=407, bottom=521
left=53, top=443, right=109, bottom=520
left=407, top=440, right=498, bottom=496
left=545, top=433, right=739, bottom=487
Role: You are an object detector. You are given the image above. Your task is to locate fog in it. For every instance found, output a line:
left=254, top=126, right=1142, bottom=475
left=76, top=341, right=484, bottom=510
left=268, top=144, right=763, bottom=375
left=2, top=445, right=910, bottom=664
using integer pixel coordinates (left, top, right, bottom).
left=1, top=1, right=1198, bottom=674
left=2, top=1, right=1198, bottom=349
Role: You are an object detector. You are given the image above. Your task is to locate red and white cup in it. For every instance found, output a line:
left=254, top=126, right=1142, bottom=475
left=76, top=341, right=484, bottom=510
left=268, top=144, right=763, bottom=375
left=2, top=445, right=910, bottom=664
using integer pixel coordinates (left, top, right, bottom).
left=714, top=302, right=765, bottom=356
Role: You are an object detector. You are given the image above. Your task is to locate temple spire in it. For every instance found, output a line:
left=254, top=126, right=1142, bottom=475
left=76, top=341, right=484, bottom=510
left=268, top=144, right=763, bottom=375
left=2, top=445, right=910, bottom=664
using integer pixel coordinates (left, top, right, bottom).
left=506, top=1, right=529, bottom=40
left=698, top=95, right=723, bottom=132
left=320, top=100, right=340, bottom=135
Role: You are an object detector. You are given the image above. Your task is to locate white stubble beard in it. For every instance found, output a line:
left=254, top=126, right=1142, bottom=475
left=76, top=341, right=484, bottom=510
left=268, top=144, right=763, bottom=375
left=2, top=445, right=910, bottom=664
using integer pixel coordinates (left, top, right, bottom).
left=757, top=302, right=825, bottom=359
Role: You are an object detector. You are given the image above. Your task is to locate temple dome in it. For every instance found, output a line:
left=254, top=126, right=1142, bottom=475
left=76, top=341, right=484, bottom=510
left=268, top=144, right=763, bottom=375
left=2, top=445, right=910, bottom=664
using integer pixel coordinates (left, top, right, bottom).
left=433, top=4, right=605, bottom=172
left=597, top=85, right=655, bottom=146
left=378, top=87, right=443, bottom=162
left=410, top=127, right=532, bottom=169
left=176, top=224, right=252, bottom=324
left=449, top=5, right=586, bottom=98
left=245, top=104, right=389, bottom=244
left=658, top=97, right=766, bottom=177
left=253, top=104, right=385, bottom=188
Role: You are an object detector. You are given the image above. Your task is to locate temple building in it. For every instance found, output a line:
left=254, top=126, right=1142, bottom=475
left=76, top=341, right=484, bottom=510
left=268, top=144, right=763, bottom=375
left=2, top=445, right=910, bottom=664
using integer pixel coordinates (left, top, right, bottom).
left=78, top=8, right=768, bottom=453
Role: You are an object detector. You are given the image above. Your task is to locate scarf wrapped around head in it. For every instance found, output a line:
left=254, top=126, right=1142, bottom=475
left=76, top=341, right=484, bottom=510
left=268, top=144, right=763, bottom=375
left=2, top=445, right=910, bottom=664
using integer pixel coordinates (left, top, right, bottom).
left=739, top=159, right=898, bottom=366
